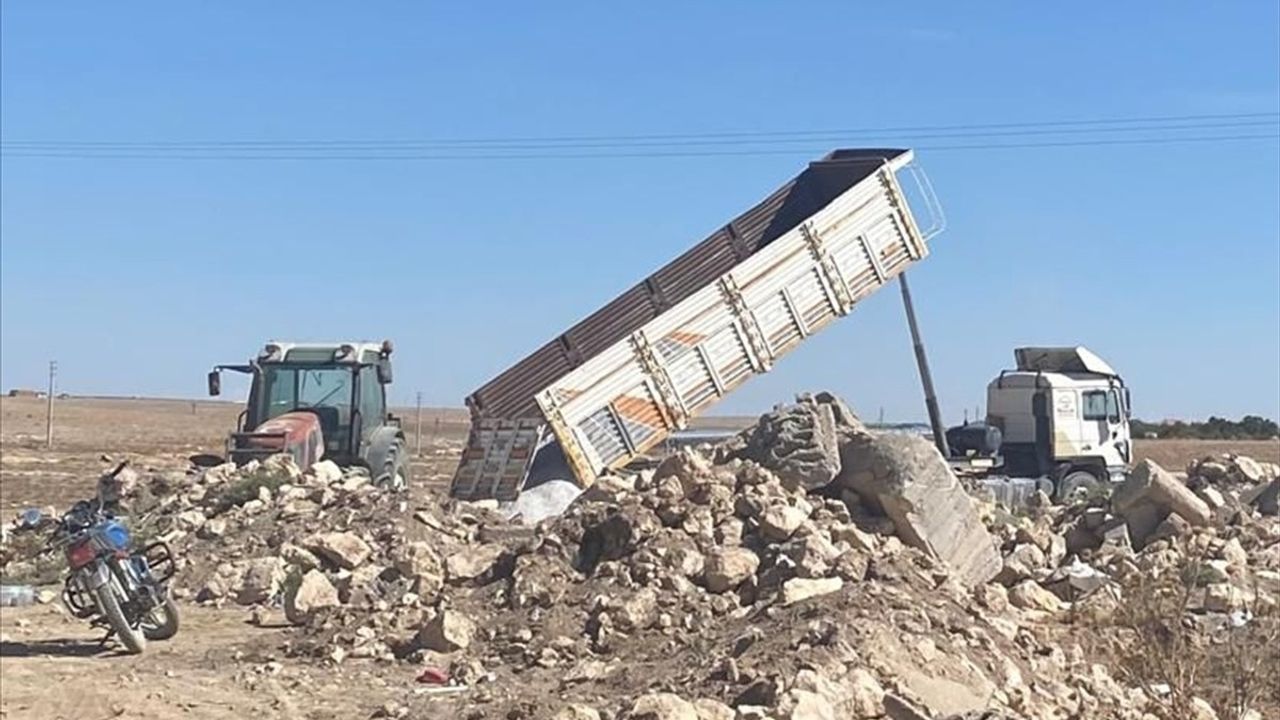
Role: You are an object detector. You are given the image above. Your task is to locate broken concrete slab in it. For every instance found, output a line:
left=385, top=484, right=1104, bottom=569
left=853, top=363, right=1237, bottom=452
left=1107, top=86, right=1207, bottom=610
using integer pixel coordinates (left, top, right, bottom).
left=1112, top=459, right=1212, bottom=547
left=837, top=431, right=1001, bottom=588
left=734, top=395, right=847, bottom=491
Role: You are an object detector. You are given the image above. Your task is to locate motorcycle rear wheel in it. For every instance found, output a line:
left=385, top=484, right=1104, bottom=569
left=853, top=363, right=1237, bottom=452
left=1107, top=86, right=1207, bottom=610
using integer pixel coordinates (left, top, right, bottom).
left=142, top=595, right=180, bottom=640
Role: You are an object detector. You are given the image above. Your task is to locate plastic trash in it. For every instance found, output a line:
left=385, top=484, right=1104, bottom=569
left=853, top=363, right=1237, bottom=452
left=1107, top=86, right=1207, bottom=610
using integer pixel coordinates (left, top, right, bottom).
left=499, top=479, right=583, bottom=525
left=0, top=585, right=36, bottom=607
left=416, top=666, right=449, bottom=685
left=18, top=508, right=43, bottom=529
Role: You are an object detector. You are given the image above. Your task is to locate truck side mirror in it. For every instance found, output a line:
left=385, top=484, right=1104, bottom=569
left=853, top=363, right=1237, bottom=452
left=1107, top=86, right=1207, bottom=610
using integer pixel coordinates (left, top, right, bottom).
left=377, top=358, right=393, bottom=385
left=207, top=370, right=221, bottom=397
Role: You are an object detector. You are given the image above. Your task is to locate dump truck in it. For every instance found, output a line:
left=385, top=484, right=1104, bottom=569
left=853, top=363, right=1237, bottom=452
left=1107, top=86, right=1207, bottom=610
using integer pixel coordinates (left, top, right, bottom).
left=205, top=341, right=410, bottom=489
left=947, top=346, right=1132, bottom=501
left=450, top=148, right=944, bottom=501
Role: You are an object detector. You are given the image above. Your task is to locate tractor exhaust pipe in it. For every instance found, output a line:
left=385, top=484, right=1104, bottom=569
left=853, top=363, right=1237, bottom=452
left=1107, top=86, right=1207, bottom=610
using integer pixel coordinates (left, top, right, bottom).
left=898, top=272, right=950, bottom=458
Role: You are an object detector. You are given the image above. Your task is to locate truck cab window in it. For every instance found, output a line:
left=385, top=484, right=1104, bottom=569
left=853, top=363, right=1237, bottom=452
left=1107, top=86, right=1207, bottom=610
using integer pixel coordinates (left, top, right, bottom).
left=1106, top=390, right=1121, bottom=423
left=1082, top=391, right=1108, bottom=421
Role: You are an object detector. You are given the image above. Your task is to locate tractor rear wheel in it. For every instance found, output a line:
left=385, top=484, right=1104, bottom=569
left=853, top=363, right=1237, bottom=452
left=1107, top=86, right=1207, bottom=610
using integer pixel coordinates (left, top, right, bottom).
left=376, top=440, right=410, bottom=491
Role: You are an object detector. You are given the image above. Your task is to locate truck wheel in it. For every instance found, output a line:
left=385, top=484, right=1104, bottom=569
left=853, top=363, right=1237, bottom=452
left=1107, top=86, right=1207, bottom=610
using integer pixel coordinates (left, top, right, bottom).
left=376, top=441, right=410, bottom=491
left=1057, top=468, right=1104, bottom=503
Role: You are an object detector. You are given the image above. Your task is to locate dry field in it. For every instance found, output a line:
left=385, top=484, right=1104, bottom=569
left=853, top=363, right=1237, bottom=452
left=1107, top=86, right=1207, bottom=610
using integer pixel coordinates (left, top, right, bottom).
left=3, top=395, right=1276, bottom=512
left=0, top=396, right=471, bottom=514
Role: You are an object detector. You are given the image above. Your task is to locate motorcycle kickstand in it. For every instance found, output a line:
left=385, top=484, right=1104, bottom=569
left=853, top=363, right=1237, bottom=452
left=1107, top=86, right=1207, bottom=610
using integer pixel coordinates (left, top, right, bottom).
left=96, top=627, right=116, bottom=648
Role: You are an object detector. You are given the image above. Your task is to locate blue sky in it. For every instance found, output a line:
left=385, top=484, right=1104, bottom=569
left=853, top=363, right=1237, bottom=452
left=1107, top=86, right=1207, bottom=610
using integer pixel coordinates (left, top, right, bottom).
left=2, top=3, right=1278, bottom=423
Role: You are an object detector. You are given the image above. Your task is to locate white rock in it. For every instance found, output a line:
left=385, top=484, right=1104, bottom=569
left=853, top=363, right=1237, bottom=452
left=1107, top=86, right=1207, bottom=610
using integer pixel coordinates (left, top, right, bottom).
left=283, top=569, right=339, bottom=625
left=308, top=460, right=344, bottom=485
left=416, top=609, right=475, bottom=652
left=703, top=547, right=760, bottom=593
left=445, top=543, right=505, bottom=582
left=307, top=531, right=372, bottom=570
left=628, top=693, right=698, bottom=720
left=1008, top=580, right=1061, bottom=612
left=777, top=689, right=835, bottom=720
left=552, top=705, right=601, bottom=720
left=759, top=504, right=808, bottom=542
left=780, top=577, right=844, bottom=606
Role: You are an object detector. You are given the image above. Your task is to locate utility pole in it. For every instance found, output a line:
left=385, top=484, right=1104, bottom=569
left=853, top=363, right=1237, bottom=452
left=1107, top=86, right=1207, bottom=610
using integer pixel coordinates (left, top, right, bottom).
left=45, top=360, right=57, bottom=449
left=414, top=391, right=423, bottom=457
left=897, top=273, right=950, bottom=458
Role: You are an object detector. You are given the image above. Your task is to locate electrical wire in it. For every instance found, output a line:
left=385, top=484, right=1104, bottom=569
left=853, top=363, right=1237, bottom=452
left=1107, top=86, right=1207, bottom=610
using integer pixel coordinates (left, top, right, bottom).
left=3, top=111, right=1276, bottom=149
left=1, top=113, right=1276, bottom=160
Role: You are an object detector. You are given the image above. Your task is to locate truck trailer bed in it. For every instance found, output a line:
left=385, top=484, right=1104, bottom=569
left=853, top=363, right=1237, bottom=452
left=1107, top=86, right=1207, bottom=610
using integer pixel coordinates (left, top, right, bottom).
left=451, top=148, right=942, bottom=501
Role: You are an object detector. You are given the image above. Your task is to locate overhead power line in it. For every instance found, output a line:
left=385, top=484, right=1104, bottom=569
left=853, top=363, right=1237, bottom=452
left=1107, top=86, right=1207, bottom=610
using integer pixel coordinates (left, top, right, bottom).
left=3, top=111, right=1276, bottom=149
left=1, top=112, right=1276, bottom=161
left=3, top=133, right=1276, bottom=161
left=4, top=118, right=1276, bottom=153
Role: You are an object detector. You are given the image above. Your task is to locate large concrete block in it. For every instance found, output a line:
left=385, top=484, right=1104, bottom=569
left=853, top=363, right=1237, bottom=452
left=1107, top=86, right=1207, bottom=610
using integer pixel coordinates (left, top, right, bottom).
left=836, top=431, right=1000, bottom=588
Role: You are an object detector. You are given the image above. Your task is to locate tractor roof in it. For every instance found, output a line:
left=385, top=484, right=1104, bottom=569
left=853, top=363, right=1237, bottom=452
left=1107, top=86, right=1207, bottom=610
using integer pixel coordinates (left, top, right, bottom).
left=258, top=341, right=391, bottom=364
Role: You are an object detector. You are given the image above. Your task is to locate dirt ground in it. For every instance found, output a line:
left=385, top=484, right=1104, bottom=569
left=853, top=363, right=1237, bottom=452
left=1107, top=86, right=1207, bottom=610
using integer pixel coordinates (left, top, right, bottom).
left=2, top=396, right=1277, bottom=719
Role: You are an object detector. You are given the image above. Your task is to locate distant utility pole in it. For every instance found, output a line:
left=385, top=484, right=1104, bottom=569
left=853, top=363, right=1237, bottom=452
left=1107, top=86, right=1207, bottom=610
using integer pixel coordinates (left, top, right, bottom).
left=414, top=391, right=423, bottom=457
left=45, top=360, right=57, bottom=449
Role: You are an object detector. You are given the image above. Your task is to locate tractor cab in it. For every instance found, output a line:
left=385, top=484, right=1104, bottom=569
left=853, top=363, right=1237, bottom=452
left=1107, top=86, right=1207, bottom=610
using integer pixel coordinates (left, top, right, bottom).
left=207, top=340, right=410, bottom=487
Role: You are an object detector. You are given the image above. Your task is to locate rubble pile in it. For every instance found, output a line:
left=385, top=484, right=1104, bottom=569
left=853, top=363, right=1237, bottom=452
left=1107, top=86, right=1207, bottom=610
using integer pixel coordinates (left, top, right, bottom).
left=3, top=399, right=1278, bottom=719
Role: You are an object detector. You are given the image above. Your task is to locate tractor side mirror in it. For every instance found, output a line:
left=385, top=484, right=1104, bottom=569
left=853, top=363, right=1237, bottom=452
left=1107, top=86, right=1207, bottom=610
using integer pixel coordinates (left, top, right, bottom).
left=376, top=358, right=393, bottom=385
left=207, top=370, right=222, bottom=397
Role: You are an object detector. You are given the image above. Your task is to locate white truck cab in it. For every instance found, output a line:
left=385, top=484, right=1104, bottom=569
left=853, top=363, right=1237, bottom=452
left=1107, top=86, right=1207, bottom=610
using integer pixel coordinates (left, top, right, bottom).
left=952, top=347, right=1132, bottom=499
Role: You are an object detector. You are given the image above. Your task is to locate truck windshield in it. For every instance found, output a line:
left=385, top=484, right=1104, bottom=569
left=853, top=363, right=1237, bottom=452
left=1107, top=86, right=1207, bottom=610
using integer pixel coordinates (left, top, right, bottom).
left=259, top=365, right=354, bottom=420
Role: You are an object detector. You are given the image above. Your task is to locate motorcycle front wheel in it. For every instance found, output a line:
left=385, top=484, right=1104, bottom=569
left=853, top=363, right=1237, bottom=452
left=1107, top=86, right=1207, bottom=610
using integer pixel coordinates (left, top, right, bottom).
left=142, top=595, right=180, bottom=640
left=94, top=578, right=146, bottom=654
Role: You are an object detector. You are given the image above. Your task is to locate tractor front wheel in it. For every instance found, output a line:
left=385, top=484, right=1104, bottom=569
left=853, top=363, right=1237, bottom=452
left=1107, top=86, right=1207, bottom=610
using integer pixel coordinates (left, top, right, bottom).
left=376, top=441, right=410, bottom=491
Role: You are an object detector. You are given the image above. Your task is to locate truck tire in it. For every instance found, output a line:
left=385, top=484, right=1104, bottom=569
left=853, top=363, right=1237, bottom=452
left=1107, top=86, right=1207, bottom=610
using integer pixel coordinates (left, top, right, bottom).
left=95, top=578, right=146, bottom=654
left=1057, top=468, right=1104, bottom=502
left=375, top=440, right=410, bottom=491
left=142, top=595, right=180, bottom=640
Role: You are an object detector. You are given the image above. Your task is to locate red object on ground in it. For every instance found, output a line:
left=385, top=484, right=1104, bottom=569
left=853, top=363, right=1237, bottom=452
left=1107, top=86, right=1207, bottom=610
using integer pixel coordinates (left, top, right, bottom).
left=416, top=667, right=449, bottom=685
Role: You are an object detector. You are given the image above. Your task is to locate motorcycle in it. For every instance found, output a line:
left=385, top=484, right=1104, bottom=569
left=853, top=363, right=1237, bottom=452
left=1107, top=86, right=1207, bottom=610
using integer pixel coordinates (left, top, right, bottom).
left=45, top=462, right=180, bottom=654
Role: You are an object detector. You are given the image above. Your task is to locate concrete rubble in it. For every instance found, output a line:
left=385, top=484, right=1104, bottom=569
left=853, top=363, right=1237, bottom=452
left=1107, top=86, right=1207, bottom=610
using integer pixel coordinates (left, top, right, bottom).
left=2, top=397, right=1278, bottom=719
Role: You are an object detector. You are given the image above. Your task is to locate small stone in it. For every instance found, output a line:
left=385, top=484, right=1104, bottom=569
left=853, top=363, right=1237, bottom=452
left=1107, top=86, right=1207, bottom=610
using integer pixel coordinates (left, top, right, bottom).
left=780, top=577, right=844, bottom=606
left=552, top=704, right=601, bottom=720
left=233, top=557, right=287, bottom=605
left=284, top=569, right=340, bottom=625
left=628, top=693, right=697, bottom=720
left=417, top=610, right=475, bottom=652
left=777, top=689, right=835, bottom=720
left=392, top=541, right=446, bottom=595
left=444, top=543, right=506, bottom=583
left=308, top=460, right=344, bottom=484
left=691, top=698, right=734, bottom=720
left=846, top=668, right=885, bottom=718
left=703, top=547, right=760, bottom=593
left=1009, top=580, right=1061, bottom=612
left=759, top=504, right=808, bottom=542
left=306, top=532, right=372, bottom=570
left=1203, top=583, right=1245, bottom=612
left=1219, top=538, right=1249, bottom=568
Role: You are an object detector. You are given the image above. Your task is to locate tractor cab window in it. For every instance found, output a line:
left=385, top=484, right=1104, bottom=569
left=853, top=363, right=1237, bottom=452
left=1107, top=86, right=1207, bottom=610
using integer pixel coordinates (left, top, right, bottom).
left=1081, top=391, right=1108, bottom=421
left=1107, top=390, right=1121, bottom=423
left=261, top=365, right=354, bottom=421
left=357, top=364, right=385, bottom=438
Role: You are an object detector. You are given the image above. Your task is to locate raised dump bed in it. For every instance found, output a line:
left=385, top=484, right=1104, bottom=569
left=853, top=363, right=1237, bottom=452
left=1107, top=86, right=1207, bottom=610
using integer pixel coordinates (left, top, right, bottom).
left=451, top=148, right=943, bottom=501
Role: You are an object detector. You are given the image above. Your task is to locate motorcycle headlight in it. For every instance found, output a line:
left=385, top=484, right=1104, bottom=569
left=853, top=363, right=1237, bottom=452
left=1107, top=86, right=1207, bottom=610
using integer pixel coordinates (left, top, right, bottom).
left=66, top=540, right=97, bottom=570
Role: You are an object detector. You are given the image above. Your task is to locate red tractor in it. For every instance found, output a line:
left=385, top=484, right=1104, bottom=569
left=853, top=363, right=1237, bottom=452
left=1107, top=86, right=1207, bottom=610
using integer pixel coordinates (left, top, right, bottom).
left=206, top=340, right=409, bottom=488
